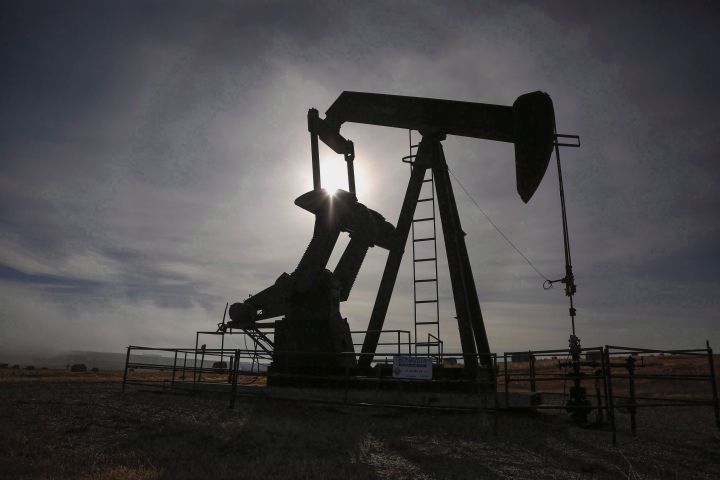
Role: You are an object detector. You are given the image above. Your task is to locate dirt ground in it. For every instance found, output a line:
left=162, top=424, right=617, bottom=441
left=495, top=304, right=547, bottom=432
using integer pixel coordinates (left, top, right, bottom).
left=1, top=369, right=719, bottom=480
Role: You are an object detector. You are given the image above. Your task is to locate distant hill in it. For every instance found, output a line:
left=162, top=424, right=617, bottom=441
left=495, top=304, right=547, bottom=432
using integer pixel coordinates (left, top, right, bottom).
left=1, top=350, right=265, bottom=372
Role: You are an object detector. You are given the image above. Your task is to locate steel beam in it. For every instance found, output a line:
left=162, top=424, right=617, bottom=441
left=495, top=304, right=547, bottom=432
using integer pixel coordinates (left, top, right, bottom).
left=325, top=92, right=514, bottom=143
left=358, top=141, right=429, bottom=368
left=429, top=140, right=491, bottom=368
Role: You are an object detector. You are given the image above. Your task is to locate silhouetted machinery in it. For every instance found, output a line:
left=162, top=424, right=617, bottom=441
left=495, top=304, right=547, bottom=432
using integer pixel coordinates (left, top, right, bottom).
left=226, top=91, right=557, bottom=382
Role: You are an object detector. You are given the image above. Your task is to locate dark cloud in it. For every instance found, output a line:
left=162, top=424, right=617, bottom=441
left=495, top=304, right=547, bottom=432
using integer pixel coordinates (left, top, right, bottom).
left=1, top=0, right=718, bottom=354
left=0, top=263, right=103, bottom=292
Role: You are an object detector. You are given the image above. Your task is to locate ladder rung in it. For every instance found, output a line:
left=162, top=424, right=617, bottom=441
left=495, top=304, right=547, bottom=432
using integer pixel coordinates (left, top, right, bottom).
left=413, top=217, right=434, bottom=223
left=415, top=299, right=438, bottom=304
left=414, top=278, right=437, bottom=283
left=415, top=321, right=440, bottom=325
left=416, top=341, right=441, bottom=346
left=422, top=179, right=433, bottom=183
left=417, top=197, right=433, bottom=203
left=414, top=257, right=436, bottom=262
left=413, top=237, right=435, bottom=243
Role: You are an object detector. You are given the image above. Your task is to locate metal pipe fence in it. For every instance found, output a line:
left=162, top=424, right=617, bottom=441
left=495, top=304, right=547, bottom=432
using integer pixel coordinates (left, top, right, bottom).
left=122, top=344, right=497, bottom=405
left=603, top=343, right=719, bottom=443
left=121, top=341, right=719, bottom=445
left=350, top=329, right=412, bottom=357
left=498, top=343, right=719, bottom=444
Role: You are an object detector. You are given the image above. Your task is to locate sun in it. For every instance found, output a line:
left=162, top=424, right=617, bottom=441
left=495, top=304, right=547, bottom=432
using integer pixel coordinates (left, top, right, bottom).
left=315, top=152, right=373, bottom=199
left=320, top=154, right=351, bottom=194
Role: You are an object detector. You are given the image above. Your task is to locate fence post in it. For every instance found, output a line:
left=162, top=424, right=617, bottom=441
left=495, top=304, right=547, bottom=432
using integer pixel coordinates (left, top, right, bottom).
left=707, top=340, right=720, bottom=430
left=529, top=351, right=536, bottom=393
left=344, top=367, right=349, bottom=404
left=181, top=352, right=187, bottom=380
left=594, top=350, right=604, bottom=424
left=503, top=352, right=509, bottom=408
left=227, top=355, right=234, bottom=384
left=604, top=346, right=617, bottom=445
left=627, top=355, right=637, bottom=434
left=122, top=346, right=131, bottom=393
left=193, top=332, right=199, bottom=384
left=198, top=344, right=206, bottom=382
left=493, top=354, right=499, bottom=436
left=220, top=330, right=225, bottom=366
left=229, top=349, right=240, bottom=409
left=171, top=350, right=178, bottom=387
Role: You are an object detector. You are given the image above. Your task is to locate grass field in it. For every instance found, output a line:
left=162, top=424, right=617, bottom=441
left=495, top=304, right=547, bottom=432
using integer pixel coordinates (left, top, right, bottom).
left=1, top=358, right=719, bottom=479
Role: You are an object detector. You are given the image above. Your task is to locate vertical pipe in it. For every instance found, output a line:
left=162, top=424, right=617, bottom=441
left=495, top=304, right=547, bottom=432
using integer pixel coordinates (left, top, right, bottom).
left=707, top=340, right=720, bottom=430
left=122, top=346, right=131, bottom=393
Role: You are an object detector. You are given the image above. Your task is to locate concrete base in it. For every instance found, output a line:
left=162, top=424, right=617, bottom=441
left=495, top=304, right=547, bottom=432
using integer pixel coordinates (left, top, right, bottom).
left=239, top=383, right=539, bottom=410
left=169, top=378, right=541, bottom=410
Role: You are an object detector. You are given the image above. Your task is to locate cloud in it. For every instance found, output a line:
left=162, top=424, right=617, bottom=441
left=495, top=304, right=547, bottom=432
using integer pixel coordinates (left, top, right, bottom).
left=1, top=1, right=718, bottom=356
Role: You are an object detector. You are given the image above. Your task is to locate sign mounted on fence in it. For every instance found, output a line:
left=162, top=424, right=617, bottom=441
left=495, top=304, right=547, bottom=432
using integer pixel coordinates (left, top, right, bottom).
left=392, top=356, right=433, bottom=380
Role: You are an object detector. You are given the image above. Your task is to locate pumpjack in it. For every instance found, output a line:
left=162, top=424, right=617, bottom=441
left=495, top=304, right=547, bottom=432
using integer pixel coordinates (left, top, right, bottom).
left=226, top=91, right=557, bottom=381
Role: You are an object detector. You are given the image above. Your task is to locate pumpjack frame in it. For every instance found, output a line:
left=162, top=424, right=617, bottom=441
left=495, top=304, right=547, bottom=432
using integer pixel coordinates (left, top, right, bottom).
left=228, top=90, right=557, bottom=379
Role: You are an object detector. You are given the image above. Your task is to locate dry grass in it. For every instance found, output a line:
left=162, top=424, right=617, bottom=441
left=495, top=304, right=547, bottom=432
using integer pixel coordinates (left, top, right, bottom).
left=1, top=364, right=719, bottom=479
left=0, top=368, right=126, bottom=383
left=0, top=368, right=266, bottom=387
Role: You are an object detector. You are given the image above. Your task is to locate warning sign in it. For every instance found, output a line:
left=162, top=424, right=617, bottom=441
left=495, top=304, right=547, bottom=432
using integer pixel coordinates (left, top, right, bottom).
left=392, top=356, right=433, bottom=380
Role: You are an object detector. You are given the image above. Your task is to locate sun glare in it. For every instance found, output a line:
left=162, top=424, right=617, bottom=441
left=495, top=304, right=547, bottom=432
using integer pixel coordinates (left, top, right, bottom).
left=320, top=155, right=351, bottom=194
left=313, top=152, right=373, bottom=199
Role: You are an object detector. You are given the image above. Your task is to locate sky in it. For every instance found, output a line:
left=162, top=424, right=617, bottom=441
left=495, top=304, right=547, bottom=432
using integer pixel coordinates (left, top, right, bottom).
left=1, top=0, right=719, bottom=357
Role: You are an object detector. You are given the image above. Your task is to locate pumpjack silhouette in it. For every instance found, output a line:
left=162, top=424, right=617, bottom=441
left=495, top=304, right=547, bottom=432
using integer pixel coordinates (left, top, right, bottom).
left=226, top=91, right=557, bottom=381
